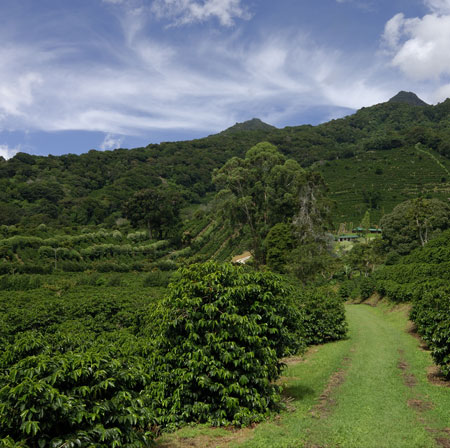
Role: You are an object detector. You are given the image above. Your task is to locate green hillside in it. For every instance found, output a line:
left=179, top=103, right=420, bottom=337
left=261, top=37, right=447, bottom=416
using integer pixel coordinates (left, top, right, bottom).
left=1, top=92, right=450, bottom=231
left=316, top=144, right=450, bottom=226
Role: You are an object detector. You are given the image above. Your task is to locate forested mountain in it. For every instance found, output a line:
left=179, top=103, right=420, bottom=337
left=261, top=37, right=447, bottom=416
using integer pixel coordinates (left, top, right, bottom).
left=388, top=91, right=429, bottom=106
left=1, top=91, right=450, bottom=229
left=219, top=118, right=277, bottom=134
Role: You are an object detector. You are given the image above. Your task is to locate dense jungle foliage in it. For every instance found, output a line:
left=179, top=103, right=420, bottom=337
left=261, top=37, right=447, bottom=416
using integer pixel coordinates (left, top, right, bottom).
left=1, top=93, right=450, bottom=228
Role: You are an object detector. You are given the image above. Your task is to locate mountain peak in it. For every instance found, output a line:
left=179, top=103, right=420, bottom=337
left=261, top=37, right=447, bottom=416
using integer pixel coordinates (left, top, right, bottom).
left=221, top=118, right=276, bottom=134
left=388, top=91, right=428, bottom=106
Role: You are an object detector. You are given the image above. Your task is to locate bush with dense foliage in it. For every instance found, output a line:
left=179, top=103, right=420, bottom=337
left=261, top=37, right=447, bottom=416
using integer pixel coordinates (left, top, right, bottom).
left=149, top=262, right=305, bottom=427
left=0, top=260, right=350, bottom=443
left=368, top=229, right=450, bottom=376
left=0, top=283, right=161, bottom=447
left=410, top=286, right=450, bottom=378
left=0, top=332, right=156, bottom=447
left=295, top=288, right=348, bottom=345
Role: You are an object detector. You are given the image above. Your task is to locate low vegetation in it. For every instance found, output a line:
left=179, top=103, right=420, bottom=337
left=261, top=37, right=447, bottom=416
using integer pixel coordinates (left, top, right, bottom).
left=0, top=262, right=347, bottom=446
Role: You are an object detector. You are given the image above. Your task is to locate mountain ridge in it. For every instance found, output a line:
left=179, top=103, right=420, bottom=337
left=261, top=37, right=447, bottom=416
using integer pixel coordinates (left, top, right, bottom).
left=388, top=91, right=428, bottom=106
left=219, top=118, right=277, bottom=134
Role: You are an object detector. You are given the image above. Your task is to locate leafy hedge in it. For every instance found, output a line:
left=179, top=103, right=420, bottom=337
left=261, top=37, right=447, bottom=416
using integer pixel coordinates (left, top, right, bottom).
left=0, top=332, right=156, bottom=447
left=149, top=262, right=305, bottom=427
left=296, top=288, right=348, bottom=345
left=0, top=262, right=349, bottom=443
left=410, top=287, right=450, bottom=378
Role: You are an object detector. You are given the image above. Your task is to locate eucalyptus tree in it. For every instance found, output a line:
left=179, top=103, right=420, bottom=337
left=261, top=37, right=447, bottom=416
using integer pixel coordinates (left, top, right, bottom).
left=213, top=142, right=331, bottom=267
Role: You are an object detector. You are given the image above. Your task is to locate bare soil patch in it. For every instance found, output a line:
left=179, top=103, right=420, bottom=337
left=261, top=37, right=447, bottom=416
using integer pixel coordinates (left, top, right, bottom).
left=363, top=293, right=381, bottom=307
left=281, top=346, right=321, bottom=366
left=157, top=427, right=254, bottom=448
left=282, top=355, right=306, bottom=366
left=407, top=399, right=433, bottom=412
left=405, top=321, right=429, bottom=350
left=397, top=349, right=417, bottom=388
left=388, top=303, right=412, bottom=315
left=310, top=369, right=346, bottom=419
left=427, top=366, right=450, bottom=388
left=436, top=437, right=450, bottom=448
left=310, top=354, right=352, bottom=419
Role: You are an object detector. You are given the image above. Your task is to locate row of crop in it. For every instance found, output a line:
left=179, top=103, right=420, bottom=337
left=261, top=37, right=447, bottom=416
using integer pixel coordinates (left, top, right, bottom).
left=0, top=258, right=162, bottom=276
left=373, top=262, right=450, bottom=284
left=0, top=240, right=171, bottom=274
left=339, top=275, right=449, bottom=304
left=400, top=245, right=450, bottom=264
left=37, top=240, right=169, bottom=260
left=410, top=286, right=450, bottom=378
left=0, top=229, right=154, bottom=252
left=0, top=263, right=347, bottom=446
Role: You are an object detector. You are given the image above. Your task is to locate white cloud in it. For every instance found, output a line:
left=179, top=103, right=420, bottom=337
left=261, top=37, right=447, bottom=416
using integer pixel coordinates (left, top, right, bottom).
left=0, top=6, right=410, bottom=138
left=433, top=83, right=450, bottom=101
left=424, top=0, right=450, bottom=14
left=382, top=6, right=450, bottom=80
left=0, top=72, right=43, bottom=116
left=99, top=133, right=124, bottom=150
left=151, top=0, right=250, bottom=26
left=0, top=144, right=19, bottom=160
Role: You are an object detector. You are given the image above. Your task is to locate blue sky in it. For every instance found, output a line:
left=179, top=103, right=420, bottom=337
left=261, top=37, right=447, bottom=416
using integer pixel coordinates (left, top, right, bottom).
left=1, top=0, right=450, bottom=157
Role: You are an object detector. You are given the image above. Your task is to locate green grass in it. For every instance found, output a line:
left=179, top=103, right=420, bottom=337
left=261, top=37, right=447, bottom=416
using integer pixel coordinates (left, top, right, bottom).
left=156, top=303, right=450, bottom=448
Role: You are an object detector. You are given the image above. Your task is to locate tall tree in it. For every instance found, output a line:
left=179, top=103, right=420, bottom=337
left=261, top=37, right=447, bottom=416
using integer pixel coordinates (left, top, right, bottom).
left=123, top=184, right=184, bottom=239
left=381, top=198, right=450, bottom=254
left=213, top=142, right=331, bottom=267
left=213, top=143, right=300, bottom=264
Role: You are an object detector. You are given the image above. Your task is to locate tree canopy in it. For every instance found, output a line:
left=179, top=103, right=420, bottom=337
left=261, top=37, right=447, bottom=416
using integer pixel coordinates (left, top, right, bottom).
left=213, top=142, right=331, bottom=266
left=381, top=198, right=450, bottom=255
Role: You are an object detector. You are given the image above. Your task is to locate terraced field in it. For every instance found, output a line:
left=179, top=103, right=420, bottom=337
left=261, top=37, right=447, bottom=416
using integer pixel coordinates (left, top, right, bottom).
left=317, top=146, right=450, bottom=226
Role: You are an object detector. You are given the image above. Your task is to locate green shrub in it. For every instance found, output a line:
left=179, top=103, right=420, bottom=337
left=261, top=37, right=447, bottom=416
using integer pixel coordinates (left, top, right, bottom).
left=410, top=287, right=450, bottom=378
left=295, top=288, right=348, bottom=346
left=19, top=264, right=52, bottom=275
left=154, top=259, right=178, bottom=271
left=143, top=270, right=172, bottom=287
left=60, top=261, right=87, bottom=272
left=0, top=332, right=156, bottom=446
left=0, top=275, right=42, bottom=291
left=107, top=274, right=124, bottom=287
left=94, top=262, right=129, bottom=273
left=359, top=276, right=376, bottom=300
left=150, top=262, right=304, bottom=427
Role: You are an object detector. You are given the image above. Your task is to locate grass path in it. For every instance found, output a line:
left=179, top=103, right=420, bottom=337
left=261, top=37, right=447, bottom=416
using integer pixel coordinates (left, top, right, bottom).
left=156, top=304, right=450, bottom=448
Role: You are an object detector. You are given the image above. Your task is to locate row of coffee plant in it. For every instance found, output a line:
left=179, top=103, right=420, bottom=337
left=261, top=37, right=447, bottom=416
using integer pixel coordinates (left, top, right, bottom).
left=0, top=262, right=347, bottom=446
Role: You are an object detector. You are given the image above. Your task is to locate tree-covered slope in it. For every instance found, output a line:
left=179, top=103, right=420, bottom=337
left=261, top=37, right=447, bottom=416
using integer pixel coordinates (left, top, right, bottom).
left=1, top=92, right=450, bottom=228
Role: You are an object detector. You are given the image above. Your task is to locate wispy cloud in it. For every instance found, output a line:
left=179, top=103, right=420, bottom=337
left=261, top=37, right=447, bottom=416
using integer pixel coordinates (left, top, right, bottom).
left=99, top=133, right=124, bottom=150
left=424, top=0, right=450, bottom=14
left=0, top=2, right=421, bottom=140
left=151, top=0, right=251, bottom=26
left=335, top=0, right=375, bottom=12
left=0, top=144, right=20, bottom=160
